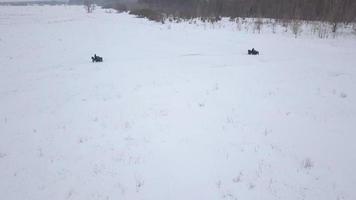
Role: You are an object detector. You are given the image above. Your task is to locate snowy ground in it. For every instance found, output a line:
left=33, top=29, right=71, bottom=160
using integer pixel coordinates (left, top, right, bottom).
left=1, top=5, right=356, bottom=200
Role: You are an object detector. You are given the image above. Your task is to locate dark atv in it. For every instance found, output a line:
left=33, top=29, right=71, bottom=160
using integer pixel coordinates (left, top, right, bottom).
left=91, top=54, right=103, bottom=62
left=248, top=48, right=259, bottom=55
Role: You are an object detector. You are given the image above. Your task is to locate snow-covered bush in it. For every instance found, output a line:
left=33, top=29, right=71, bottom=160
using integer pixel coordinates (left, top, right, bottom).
left=302, top=158, right=314, bottom=170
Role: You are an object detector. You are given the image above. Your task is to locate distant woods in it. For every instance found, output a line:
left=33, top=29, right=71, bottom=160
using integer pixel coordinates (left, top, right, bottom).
left=135, top=0, right=356, bottom=23
left=68, top=0, right=356, bottom=37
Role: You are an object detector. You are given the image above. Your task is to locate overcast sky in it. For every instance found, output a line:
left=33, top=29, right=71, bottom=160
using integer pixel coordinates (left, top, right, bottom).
left=0, top=0, right=67, bottom=2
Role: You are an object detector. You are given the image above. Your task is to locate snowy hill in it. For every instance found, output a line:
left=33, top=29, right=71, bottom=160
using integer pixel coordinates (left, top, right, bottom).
left=0, top=5, right=356, bottom=200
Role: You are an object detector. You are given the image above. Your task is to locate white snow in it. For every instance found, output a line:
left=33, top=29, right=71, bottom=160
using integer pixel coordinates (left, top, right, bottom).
left=0, top=5, right=356, bottom=200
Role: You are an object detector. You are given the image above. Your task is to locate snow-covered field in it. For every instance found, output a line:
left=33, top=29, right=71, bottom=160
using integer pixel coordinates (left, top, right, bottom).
left=1, top=5, right=356, bottom=200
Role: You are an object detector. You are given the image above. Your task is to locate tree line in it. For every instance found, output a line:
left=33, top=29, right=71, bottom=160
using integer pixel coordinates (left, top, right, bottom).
left=136, top=0, right=356, bottom=23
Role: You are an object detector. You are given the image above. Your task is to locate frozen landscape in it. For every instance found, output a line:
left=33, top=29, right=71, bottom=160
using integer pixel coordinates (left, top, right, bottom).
left=0, top=5, right=356, bottom=200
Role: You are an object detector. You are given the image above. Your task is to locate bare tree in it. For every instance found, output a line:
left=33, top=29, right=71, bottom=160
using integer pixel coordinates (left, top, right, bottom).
left=253, top=18, right=263, bottom=33
left=84, top=0, right=95, bottom=13
left=291, top=20, right=302, bottom=37
left=271, top=20, right=277, bottom=33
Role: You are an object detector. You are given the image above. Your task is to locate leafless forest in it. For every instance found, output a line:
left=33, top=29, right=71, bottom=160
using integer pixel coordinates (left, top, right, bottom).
left=136, top=0, right=355, bottom=23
